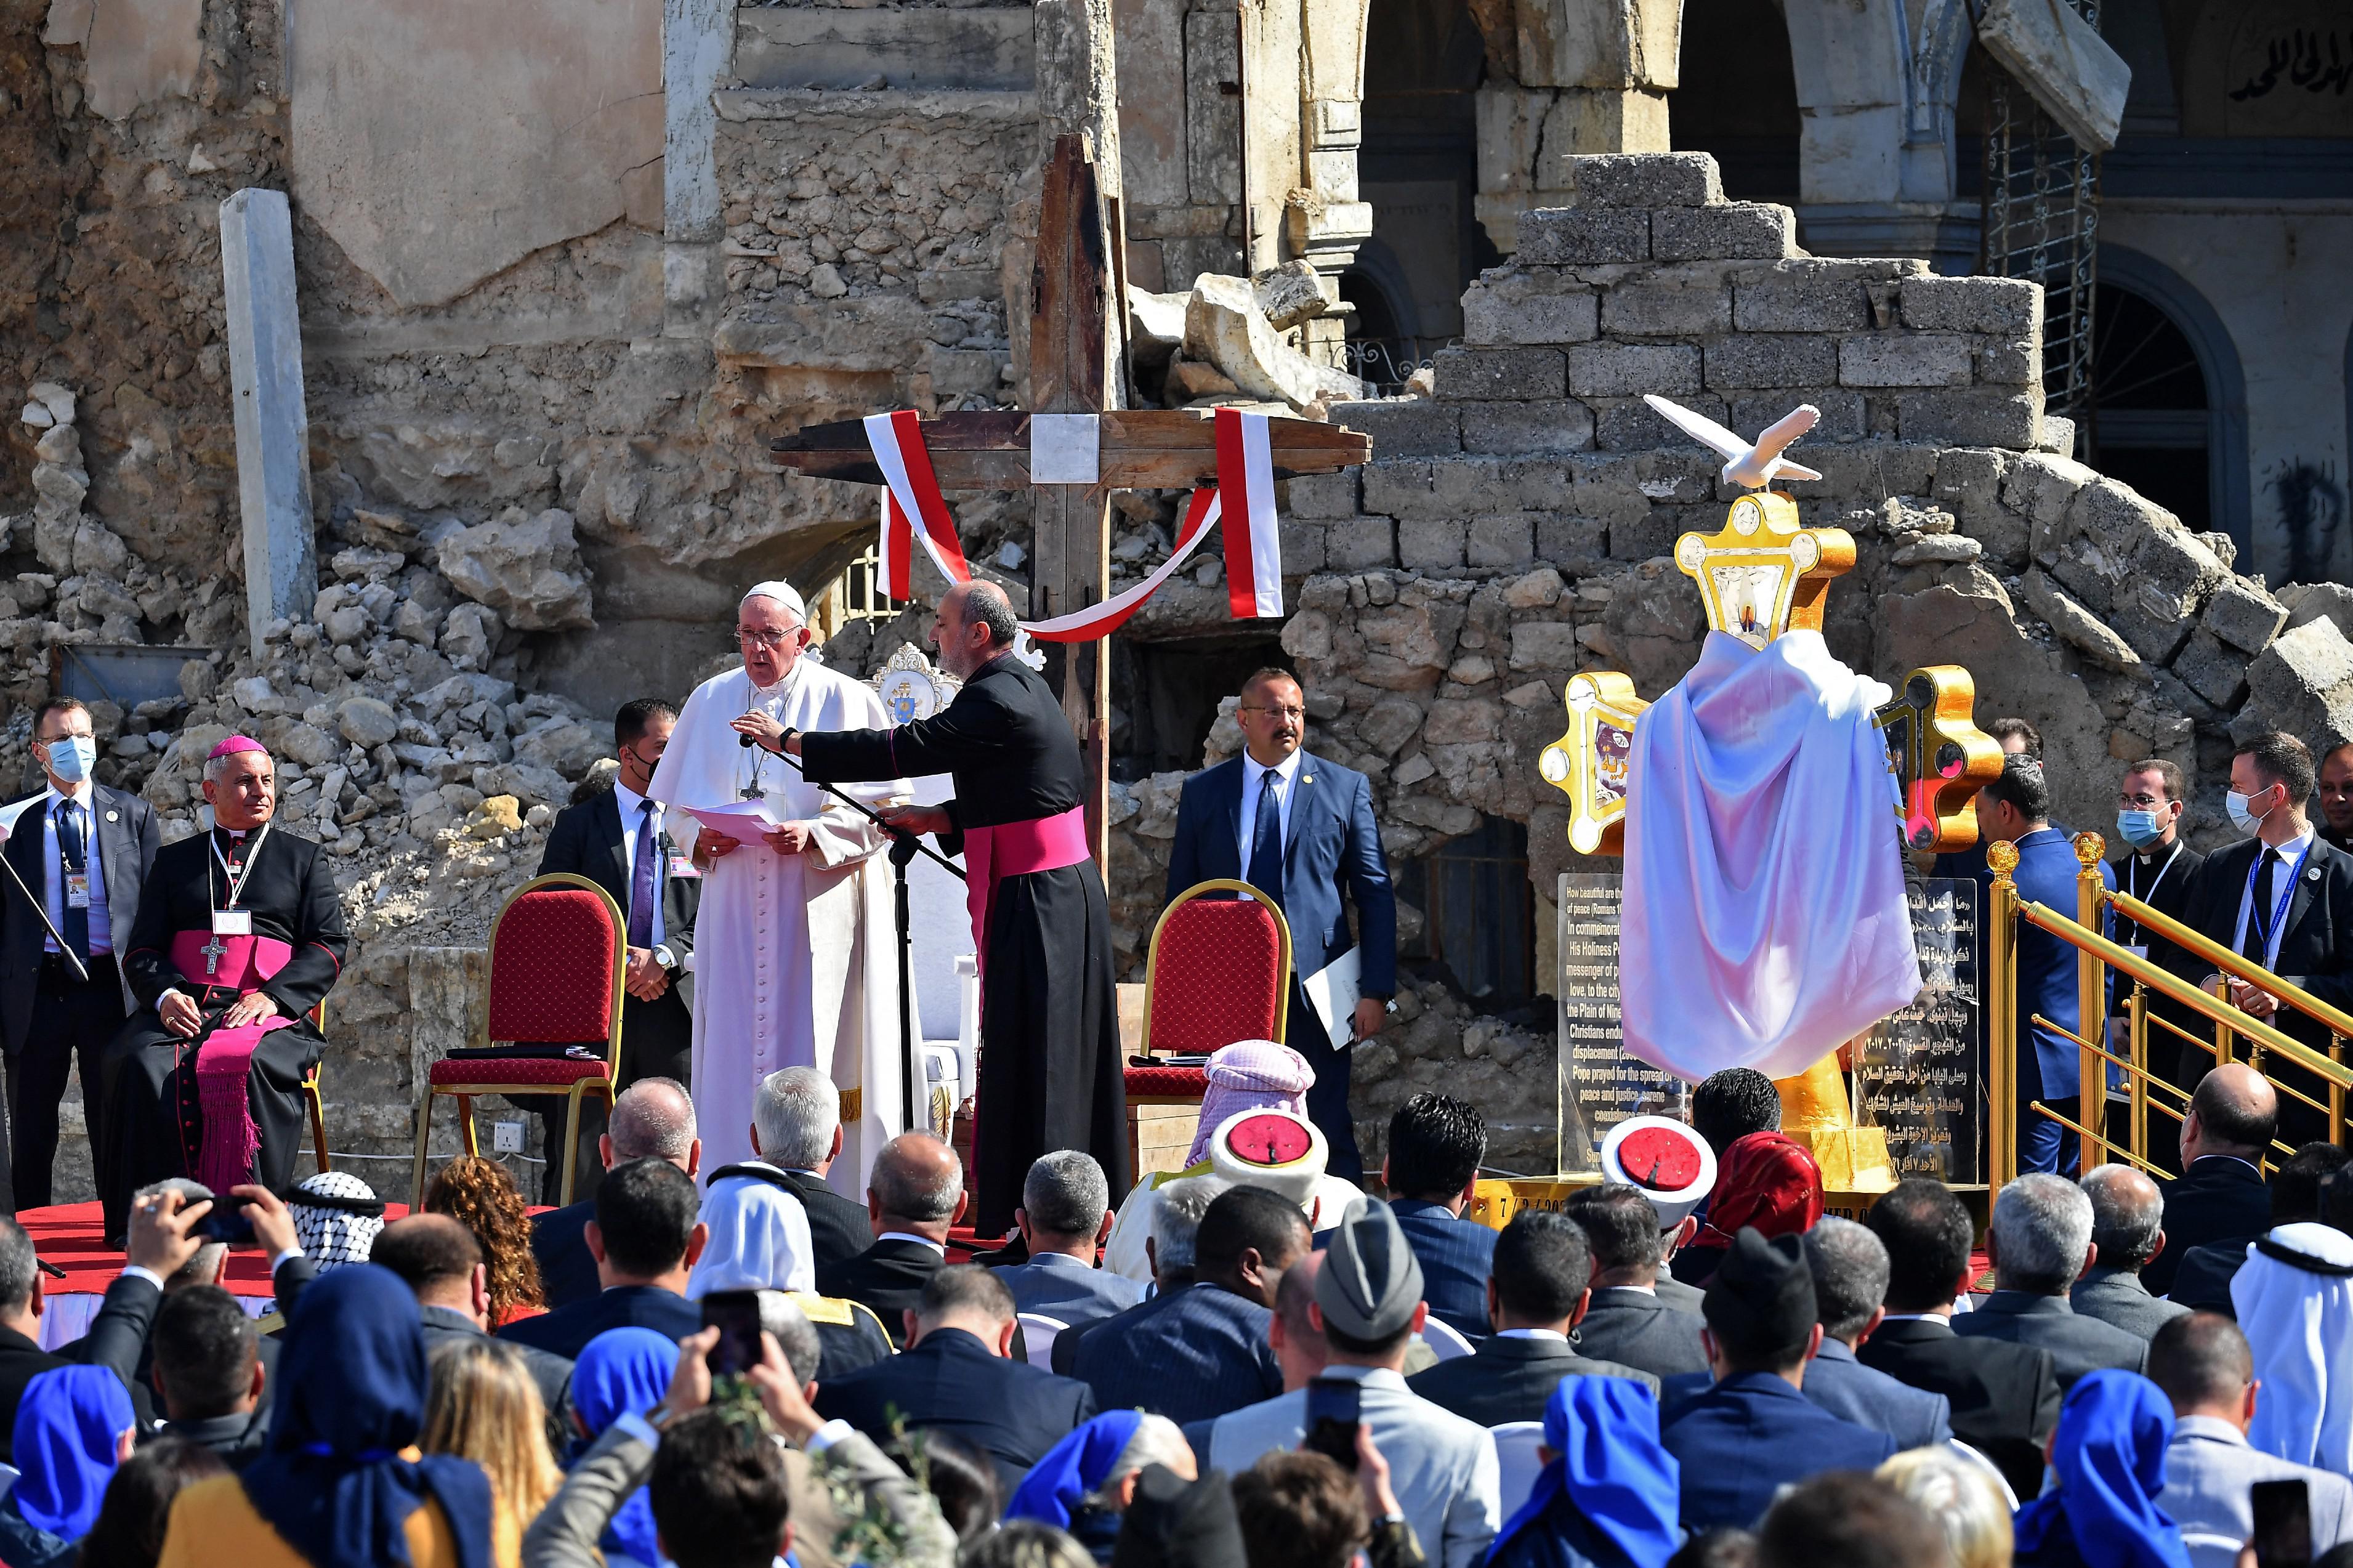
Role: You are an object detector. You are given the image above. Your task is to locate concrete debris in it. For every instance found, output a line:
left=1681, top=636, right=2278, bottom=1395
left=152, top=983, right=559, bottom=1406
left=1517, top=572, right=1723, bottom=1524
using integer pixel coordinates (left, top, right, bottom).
left=434, top=508, right=595, bottom=631
left=1251, top=260, right=1331, bottom=332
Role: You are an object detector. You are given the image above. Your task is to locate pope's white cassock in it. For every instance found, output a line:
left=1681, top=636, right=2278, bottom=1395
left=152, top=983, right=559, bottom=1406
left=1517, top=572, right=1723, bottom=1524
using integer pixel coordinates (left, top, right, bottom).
left=648, top=641, right=911, bottom=1195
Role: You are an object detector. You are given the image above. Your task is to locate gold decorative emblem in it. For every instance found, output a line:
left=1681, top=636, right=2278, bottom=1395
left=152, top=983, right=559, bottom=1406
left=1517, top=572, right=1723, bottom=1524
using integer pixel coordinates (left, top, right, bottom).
left=1539, top=672, right=1652, bottom=856
left=1672, top=490, right=1856, bottom=650
left=1873, top=668, right=2004, bottom=853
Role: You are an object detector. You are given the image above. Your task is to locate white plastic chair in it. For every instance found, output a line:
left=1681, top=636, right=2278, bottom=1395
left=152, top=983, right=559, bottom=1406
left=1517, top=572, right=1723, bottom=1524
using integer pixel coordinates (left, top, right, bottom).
left=1490, top=1421, right=1546, bottom=1519
left=1420, top=1317, right=1476, bottom=1361
left=1018, top=1312, right=1067, bottom=1370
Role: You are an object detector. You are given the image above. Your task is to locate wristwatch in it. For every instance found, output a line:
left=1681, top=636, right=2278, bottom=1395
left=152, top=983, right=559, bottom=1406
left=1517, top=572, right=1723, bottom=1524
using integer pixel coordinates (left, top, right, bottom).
left=777, top=726, right=801, bottom=753
left=653, top=944, right=677, bottom=971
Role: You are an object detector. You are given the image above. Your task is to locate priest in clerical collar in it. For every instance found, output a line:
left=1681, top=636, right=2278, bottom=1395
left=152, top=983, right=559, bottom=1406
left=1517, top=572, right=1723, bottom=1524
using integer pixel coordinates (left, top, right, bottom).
left=97, top=736, right=347, bottom=1245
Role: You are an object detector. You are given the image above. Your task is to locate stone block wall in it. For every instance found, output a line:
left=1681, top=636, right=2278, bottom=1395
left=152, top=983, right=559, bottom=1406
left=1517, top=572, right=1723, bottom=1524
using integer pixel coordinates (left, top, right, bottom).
left=1115, top=153, right=2338, bottom=1171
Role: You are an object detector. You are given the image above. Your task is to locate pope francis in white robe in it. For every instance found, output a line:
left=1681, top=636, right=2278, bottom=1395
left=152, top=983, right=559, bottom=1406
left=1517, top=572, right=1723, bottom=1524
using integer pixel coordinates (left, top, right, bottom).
left=648, top=583, right=911, bottom=1195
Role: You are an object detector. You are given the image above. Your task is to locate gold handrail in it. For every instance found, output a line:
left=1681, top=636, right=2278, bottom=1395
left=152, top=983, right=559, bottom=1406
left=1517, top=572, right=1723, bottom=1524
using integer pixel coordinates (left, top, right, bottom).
left=2103, top=886, right=2353, bottom=1041
left=1987, top=831, right=2353, bottom=1187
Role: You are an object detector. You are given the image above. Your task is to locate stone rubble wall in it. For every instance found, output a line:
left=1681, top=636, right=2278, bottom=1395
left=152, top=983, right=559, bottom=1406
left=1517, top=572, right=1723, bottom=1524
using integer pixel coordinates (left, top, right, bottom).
left=1110, top=153, right=2339, bottom=1171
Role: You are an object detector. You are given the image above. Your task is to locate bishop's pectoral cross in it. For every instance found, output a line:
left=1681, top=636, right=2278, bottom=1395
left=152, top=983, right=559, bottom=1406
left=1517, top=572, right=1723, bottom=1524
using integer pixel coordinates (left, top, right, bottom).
left=1539, top=490, right=1998, bottom=856
left=199, top=934, right=228, bottom=977
left=767, top=134, right=1371, bottom=865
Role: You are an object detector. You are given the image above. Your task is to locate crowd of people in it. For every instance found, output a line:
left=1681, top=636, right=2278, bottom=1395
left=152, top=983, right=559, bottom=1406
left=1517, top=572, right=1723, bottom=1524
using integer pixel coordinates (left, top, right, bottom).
left=0, top=1038, right=2331, bottom=1568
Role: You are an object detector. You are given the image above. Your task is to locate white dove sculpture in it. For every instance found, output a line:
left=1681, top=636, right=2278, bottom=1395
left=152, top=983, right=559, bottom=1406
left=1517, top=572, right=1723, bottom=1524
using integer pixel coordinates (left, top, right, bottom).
left=1642, top=395, right=1822, bottom=490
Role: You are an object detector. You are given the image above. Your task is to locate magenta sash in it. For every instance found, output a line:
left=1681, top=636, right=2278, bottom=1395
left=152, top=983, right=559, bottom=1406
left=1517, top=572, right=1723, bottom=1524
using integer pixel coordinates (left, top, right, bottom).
left=963, top=805, right=1091, bottom=977
left=168, top=932, right=299, bottom=1193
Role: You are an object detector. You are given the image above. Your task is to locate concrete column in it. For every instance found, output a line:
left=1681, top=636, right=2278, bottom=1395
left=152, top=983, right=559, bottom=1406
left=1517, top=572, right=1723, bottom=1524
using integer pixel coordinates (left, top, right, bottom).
left=1291, top=0, right=1375, bottom=340
left=219, top=187, right=317, bottom=660
left=663, top=0, right=732, bottom=332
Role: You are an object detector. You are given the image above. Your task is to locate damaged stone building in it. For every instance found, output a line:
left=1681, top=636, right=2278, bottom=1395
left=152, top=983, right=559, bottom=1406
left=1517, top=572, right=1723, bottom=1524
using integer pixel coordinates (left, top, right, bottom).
left=3, top=0, right=2351, bottom=1191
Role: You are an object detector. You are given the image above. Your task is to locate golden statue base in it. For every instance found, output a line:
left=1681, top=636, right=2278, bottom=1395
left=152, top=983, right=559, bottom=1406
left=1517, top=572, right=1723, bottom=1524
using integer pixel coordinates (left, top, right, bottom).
left=1770, top=1049, right=1896, bottom=1194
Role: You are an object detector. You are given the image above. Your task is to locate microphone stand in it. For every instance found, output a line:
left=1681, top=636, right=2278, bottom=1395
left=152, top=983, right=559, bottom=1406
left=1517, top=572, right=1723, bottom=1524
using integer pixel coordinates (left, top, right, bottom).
left=0, top=834, right=91, bottom=985
left=737, top=735, right=960, bottom=1138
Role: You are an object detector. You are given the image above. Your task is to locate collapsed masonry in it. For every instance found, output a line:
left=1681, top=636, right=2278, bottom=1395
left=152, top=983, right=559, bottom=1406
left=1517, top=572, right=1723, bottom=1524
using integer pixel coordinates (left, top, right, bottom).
left=16, top=146, right=2353, bottom=1194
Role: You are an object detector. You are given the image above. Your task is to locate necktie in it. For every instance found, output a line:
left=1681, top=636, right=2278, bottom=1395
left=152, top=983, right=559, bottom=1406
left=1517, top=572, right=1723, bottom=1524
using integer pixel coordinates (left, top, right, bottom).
left=2244, top=846, right=2281, bottom=964
left=55, top=803, right=89, bottom=962
left=1246, top=771, right=1285, bottom=906
left=628, top=800, right=659, bottom=950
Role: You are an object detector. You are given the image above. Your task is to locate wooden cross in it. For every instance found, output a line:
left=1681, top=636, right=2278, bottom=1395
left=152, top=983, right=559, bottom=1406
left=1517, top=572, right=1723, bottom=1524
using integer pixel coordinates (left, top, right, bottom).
left=769, top=134, right=1372, bottom=864
left=1875, top=668, right=2004, bottom=852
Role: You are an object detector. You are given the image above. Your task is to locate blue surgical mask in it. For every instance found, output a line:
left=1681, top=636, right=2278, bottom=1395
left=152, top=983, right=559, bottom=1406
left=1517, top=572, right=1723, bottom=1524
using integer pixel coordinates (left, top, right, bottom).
left=2115, top=809, right=2167, bottom=849
left=2226, top=790, right=2266, bottom=833
left=44, top=735, right=96, bottom=783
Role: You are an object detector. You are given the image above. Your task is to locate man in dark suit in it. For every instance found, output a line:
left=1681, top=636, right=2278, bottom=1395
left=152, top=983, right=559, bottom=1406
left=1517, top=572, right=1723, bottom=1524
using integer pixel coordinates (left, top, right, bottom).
left=2074, top=1164, right=2190, bottom=1339
left=1, top=695, right=160, bottom=1211
left=2110, top=757, right=2206, bottom=1171
left=1562, top=1184, right=1709, bottom=1380
left=375, top=1214, right=574, bottom=1435
left=1409, top=1210, right=1657, bottom=1426
left=1659, top=1229, right=1898, bottom=1530
left=1976, top=754, right=2115, bottom=1174
left=1955, top=1172, right=2148, bottom=1383
left=1165, top=668, right=1395, bottom=1178
left=2319, top=743, right=2353, bottom=851
left=500, top=1157, right=706, bottom=1359
left=814, top=1130, right=964, bottom=1348
left=2163, top=732, right=2353, bottom=1149
left=745, top=1064, right=872, bottom=1273
left=1794, top=1216, right=1951, bottom=1449
left=2164, top=1141, right=2347, bottom=1315
left=1380, top=1094, right=1495, bottom=1340
left=2145, top=1064, right=2277, bottom=1299
left=0, top=1216, right=62, bottom=1463
left=531, top=698, right=699, bottom=1196
left=530, top=1077, right=704, bottom=1309
left=1073, top=1185, right=1306, bottom=1425
left=1861, top=1179, right=2060, bottom=1500
left=815, top=1264, right=1096, bottom=1493
left=992, top=1150, right=1141, bottom=1329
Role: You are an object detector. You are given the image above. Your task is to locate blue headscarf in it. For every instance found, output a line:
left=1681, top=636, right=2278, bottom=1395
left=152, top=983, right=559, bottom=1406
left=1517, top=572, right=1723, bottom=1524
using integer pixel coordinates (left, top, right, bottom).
left=240, top=1264, right=494, bottom=1568
left=1487, top=1376, right=1681, bottom=1568
left=571, top=1328, right=679, bottom=1568
left=10, top=1365, right=133, bottom=1541
left=2013, top=1370, right=2192, bottom=1568
left=1006, top=1410, right=1146, bottom=1530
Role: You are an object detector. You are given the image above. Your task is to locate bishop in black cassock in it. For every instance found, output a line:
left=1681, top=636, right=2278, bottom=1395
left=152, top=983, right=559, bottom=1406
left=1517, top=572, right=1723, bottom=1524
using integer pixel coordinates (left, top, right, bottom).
left=99, top=737, right=347, bottom=1240
left=786, top=583, right=1126, bottom=1236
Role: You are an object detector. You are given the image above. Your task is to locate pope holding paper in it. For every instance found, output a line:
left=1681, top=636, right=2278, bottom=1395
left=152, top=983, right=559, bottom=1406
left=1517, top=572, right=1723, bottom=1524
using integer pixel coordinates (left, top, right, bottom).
left=647, top=583, right=910, bottom=1190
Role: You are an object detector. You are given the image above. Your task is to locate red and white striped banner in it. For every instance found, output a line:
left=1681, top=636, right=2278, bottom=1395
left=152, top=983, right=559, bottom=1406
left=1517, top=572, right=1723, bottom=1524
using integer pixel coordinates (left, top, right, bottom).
left=863, top=406, right=1283, bottom=643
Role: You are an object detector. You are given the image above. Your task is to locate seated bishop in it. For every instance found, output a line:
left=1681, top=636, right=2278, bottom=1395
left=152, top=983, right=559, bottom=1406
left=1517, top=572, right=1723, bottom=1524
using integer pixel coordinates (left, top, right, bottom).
left=99, top=736, right=347, bottom=1242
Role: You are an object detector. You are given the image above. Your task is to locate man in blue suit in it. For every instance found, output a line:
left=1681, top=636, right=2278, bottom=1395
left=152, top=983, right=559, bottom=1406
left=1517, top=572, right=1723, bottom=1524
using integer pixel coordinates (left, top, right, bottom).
left=1976, top=754, right=2114, bottom=1174
left=1658, top=1228, right=1899, bottom=1530
left=1166, top=669, right=1396, bottom=1179
left=1798, top=1217, right=1951, bottom=1449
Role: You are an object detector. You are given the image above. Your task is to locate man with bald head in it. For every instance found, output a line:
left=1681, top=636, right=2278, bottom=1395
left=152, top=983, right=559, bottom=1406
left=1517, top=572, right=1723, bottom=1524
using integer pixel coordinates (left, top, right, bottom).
left=2144, top=1064, right=2278, bottom=1299
left=648, top=581, right=909, bottom=1187
left=815, top=1131, right=968, bottom=1346
left=530, top=1076, right=701, bottom=1307
left=792, top=580, right=1128, bottom=1237
left=2073, top=1165, right=2189, bottom=1339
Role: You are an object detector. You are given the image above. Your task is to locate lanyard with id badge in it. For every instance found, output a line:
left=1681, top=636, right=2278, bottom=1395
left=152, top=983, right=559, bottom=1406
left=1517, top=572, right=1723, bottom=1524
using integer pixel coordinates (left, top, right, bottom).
left=202, top=822, right=272, bottom=977
left=2106, top=843, right=2187, bottom=1089
left=56, top=804, right=92, bottom=912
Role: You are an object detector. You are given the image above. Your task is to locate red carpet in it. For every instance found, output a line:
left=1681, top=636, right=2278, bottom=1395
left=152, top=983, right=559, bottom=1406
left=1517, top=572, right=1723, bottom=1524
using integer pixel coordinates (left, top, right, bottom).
left=18, top=1201, right=413, bottom=1299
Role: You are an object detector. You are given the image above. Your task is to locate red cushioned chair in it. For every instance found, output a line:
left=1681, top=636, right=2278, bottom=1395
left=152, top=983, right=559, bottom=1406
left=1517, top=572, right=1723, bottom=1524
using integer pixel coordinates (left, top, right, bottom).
left=410, top=873, right=626, bottom=1206
left=1129, top=879, right=1293, bottom=1109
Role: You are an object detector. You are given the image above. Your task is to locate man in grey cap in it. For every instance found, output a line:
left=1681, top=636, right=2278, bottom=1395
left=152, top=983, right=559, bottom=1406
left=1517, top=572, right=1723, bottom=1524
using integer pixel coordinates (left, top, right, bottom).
left=1193, top=1196, right=1501, bottom=1568
left=1658, top=1227, right=1900, bottom=1529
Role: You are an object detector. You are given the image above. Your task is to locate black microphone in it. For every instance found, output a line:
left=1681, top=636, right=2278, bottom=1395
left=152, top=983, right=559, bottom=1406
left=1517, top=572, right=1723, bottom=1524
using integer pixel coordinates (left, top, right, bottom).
left=740, top=733, right=754, bottom=748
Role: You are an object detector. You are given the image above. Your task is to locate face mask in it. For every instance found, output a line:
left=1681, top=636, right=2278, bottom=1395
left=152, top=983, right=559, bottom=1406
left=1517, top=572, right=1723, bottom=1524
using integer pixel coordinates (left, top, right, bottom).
left=2226, top=790, right=2268, bottom=833
left=2116, top=809, right=2167, bottom=849
left=43, top=736, right=96, bottom=783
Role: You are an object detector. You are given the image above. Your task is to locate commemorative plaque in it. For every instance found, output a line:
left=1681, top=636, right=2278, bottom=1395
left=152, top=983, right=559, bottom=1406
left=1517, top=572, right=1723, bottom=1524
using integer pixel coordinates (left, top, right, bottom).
left=1557, top=871, right=1685, bottom=1174
left=1852, top=877, right=1983, bottom=1184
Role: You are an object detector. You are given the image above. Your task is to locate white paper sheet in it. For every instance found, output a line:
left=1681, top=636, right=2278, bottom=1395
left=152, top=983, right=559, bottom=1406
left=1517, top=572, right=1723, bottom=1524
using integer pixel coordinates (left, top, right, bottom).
left=1304, top=947, right=1363, bottom=1046
left=680, top=800, right=794, bottom=835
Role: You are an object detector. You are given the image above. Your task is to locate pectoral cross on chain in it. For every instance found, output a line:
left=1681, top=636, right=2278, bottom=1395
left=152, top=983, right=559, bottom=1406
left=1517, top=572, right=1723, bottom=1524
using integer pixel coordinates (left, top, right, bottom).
left=200, top=934, right=228, bottom=976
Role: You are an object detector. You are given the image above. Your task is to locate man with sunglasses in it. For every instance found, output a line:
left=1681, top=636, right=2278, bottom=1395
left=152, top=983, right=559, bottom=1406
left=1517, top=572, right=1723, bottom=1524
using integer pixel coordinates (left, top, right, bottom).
left=527, top=699, right=701, bottom=1198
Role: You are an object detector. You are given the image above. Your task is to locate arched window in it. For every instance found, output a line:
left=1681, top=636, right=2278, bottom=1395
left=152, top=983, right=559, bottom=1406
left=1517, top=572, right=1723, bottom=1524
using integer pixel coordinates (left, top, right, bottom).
left=2093, top=246, right=2253, bottom=554
left=1667, top=0, right=1802, bottom=203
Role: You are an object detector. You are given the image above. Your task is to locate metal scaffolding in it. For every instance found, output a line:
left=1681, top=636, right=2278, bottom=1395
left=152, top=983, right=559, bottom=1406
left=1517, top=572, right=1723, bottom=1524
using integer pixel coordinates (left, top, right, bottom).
left=1978, top=0, right=2102, bottom=437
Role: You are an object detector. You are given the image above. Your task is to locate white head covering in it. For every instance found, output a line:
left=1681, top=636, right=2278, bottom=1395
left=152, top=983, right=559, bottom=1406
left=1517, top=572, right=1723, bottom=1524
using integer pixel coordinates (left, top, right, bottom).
left=687, top=1171, right=817, bottom=1297
left=289, top=1171, right=385, bottom=1271
left=1185, top=1041, right=1315, bottom=1168
left=1600, top=1115, right=1718, bottom=1226
left=2232, top=1221, right=2353, bottom=1473
left=740, top=580, right=807, bottom=623
left=1208, top=1107, right=1328, bottom=1206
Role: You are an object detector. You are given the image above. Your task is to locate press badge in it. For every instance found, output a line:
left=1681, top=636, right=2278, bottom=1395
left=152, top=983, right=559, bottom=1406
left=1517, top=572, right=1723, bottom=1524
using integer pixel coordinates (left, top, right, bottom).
left=669, top=855, right=701, bottom=879
left=212, top=910, right=254, bottom=937
left=64, top=873, right=90, bottom=910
